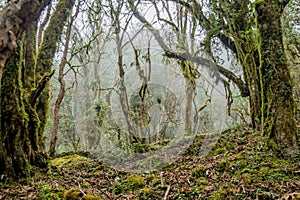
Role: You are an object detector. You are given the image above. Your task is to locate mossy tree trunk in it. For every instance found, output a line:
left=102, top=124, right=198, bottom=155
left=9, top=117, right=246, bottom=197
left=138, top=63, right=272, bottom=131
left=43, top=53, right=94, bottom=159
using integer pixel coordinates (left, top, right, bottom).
left=36, top=0, right=75, bottom=146
left=0, top=45, right=31, bottom=180
left=0, top=35, right=54, bottom=181
left=206, top=0, right=298, bottom=155
left=49, top=1, right=77, bottom=156
left=0, top=20, right=50, bottom=182
left=255, top=0, right=299, bottom=155
left=0, top=0, right=75, bottom=181
left=215, top=0, right=263, bottom=129
left=0, top=0, right=51, bottom=81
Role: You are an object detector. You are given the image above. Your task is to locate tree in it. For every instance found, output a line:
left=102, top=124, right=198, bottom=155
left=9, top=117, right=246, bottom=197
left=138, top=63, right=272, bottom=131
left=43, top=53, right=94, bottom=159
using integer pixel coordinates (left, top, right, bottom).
left=0, top=0, right=51, bottom=181
left=206, top=0, right=298, bottom=154
left=129, top=0, right=299, bottom=155
left=255, top=0, right=298, bottom=154
left=0, top=0, right=75, bottom=181
left=49, top=0, right=80, bottom=156
left=282, top=1, right=300, bottom=99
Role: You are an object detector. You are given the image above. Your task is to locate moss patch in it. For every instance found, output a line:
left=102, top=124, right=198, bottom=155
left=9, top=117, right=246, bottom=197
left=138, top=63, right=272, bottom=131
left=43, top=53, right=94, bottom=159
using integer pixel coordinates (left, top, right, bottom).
left=51, top=154, right=94, bottom=169
left=64, top=188, right=101, bottom=200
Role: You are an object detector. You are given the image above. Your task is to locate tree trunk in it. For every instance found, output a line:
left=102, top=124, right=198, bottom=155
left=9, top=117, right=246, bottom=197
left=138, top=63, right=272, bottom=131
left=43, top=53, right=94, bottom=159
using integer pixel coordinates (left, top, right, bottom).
left=0, top=36, right=54, bottom=181
left=49, top=8, right=74, bottom=156
left=182, top=61, right=195, bottom=136
left=0, top=0, right=74, bottom=181
left=0, top=49, right=31, bottom=180
left=256, top=0, right=299, bottom=155
left=0, top=0, right=51, bottom=81
left=36, top=0, right=75, bottom=143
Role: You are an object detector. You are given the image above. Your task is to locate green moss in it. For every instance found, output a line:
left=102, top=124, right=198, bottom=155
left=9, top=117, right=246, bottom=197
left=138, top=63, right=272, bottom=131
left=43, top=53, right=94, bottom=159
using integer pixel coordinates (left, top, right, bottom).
left=140, top=187, right=153, bottom=195
left=148, top=144, right=162, bottom=151
left=215, top=148, right=226, bottom=154
left=51, top=154, right=93, bottom=169
left=151, top=178, right=161, bottom=187
left=38, top=184, right=64, bottom=199
left=145, top=174, right=155, bottom=182
left=127, top=174, right=146, bottom=190
left=236, top=153, right=244, bottom=160
left=113, top=181, right=127, bottom=195
left=258, top=166, right=270, bottom=176
left=86, top=194, right=101, bottom=200
left=225, top=141, right=236, bottom=150
left=196, top=177, right=208, bottom=187
left=64, top=188, right=100, bottom=200
left=192, top=164, right=206, bottom=178
left=241, top=168, right=253, bottom=174
left=0, top=41, right=31, bottom=180
left=64, top=188, right=83, bottom=199
left=232, top=172, right=242, bottom=179
left=209, top=188, right=228, bottom=199
left=132, top=142, right=148, bottom=153
left=139, top=187, right=154, bottom=199
left=216, top=159, right=230, bottom=172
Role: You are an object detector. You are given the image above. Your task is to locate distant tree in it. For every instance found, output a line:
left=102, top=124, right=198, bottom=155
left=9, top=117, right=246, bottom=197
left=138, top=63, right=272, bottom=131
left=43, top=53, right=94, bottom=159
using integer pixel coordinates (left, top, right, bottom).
left=282, top=1, right=300, bottom=99
left=129, top=0, right=299, bottom=156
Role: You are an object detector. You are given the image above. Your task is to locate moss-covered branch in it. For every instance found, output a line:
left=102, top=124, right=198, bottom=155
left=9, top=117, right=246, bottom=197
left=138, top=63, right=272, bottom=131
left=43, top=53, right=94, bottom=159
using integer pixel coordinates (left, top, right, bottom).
left=129, top=0, right=249, bottom=97
left=30, top=70, right=55, bottom=106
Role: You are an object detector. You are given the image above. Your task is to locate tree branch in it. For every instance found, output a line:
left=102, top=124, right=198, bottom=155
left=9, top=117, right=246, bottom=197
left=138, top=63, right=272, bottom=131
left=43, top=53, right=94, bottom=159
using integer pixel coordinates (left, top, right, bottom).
left=129, top=0, right=248, bottom=96
left=30, top=70, right=55, bottom=106
left=167, top=0, right=237, bottom=54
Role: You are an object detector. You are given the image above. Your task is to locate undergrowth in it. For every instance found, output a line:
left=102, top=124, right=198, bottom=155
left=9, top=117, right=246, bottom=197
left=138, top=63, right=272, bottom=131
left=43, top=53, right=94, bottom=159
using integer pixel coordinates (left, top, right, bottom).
left=0, top=126, right=300, bottom=199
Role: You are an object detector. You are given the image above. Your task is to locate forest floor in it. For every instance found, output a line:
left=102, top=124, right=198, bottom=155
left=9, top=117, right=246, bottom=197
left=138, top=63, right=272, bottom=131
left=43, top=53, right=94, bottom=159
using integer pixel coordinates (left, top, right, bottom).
left=1, top=125, right=300, bottom=199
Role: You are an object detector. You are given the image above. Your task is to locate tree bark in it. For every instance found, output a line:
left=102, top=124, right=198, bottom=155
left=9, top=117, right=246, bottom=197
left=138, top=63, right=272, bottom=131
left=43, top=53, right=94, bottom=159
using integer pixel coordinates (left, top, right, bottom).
left=0, top=49, right=31, bottom=180
left=36, top=0, right=75, bottom=143
left=256, top=0, right=299, bottom=155
left=0, top=0, right=51, bottom=81
left=0, top=0, right=74, bottom=181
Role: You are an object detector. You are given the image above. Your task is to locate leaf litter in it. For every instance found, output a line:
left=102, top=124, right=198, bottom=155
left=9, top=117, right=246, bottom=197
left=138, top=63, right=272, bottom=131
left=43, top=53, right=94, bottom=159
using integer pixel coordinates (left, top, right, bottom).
left=0, top=125, right=300, bottom=199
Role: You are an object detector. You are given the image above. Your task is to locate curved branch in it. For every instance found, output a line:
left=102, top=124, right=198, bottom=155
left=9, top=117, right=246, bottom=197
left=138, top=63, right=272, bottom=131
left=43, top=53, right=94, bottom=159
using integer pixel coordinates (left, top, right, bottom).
left=165, top=51, right=249, bottom=97
left=30, top=70, right=55, bottom=106
left=129, top=0, right=249, bottom=97
left=167, top=0, right=237, bottom=54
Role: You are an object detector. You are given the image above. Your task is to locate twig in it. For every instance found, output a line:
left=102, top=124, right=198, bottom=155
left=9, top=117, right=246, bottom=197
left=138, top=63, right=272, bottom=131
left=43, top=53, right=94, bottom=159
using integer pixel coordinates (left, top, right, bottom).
left=163, top=185, right=171, bottom=200
left=77, top=182, right=86, bottom=199
left=160, top=172, right=164, bottom=188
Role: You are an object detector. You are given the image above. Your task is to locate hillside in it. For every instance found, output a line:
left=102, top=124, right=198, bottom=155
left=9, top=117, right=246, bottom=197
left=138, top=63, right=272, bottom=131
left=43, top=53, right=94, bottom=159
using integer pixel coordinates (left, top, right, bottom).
left=1, top=126, right=300, bottom=199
